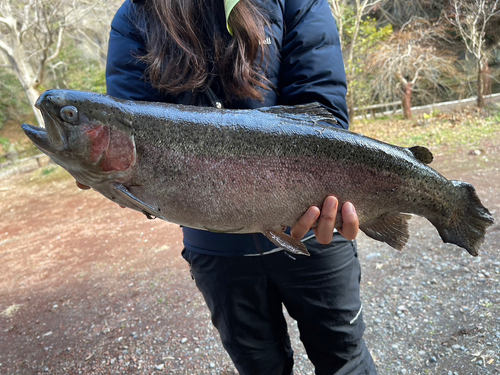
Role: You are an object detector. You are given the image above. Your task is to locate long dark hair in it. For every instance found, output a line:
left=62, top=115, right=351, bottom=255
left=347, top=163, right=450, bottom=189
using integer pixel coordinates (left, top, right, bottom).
left=136, top=0, right=271, bottom=102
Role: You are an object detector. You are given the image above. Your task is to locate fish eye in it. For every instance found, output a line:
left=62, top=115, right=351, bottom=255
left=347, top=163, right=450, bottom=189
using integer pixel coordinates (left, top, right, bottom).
left=60, top=106, right=79, bottom=123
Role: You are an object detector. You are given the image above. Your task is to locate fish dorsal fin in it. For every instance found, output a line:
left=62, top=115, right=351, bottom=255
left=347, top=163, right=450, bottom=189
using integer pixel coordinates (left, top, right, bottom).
left=408, top=146, right=433, bottom=164
left=359, top=213, right=412, bottom=250
left=258, top=103, right=338, bottom=126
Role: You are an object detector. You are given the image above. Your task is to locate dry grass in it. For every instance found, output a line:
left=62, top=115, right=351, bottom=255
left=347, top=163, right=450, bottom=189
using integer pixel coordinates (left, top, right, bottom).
left=351, top=104, right=500, bottom=150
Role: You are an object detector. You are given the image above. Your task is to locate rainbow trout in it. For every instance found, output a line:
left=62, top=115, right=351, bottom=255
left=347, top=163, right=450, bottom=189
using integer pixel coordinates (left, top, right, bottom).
left=22, top=90, right=494, bottom=256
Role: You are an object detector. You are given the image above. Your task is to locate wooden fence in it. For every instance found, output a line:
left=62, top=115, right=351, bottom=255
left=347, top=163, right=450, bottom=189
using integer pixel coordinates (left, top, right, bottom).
left=353, top=92, right=500, bottom=119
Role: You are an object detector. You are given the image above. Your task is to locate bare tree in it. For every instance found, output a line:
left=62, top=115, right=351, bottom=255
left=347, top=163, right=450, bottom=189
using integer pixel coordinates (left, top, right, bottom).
left=446, top=0, right=500, bottom=107
left=0, top=0, right=116, bottom=126
left=330, top=0, right=387, bottom=112
left=344, top=0, right=385, bottom=71
left=329, top=0, right=348, bottom=43
left=367, top=19, right=460, bottom=119
left=375, top=0, right=445, bottom=27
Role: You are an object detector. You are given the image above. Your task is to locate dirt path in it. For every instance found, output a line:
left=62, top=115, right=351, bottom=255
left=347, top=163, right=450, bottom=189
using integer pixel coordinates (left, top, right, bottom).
left=0, top=139, right=499, bottom=374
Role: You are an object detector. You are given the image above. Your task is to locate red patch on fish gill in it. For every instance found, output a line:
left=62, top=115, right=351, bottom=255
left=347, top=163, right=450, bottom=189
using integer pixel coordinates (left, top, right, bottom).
left=82, top=123, right=110, bottom=164
left=100, top=127, right=136, bottom=172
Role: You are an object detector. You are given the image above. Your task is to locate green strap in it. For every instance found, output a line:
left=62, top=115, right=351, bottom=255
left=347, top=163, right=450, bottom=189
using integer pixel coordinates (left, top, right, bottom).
left=224, top=0, right=240, bottom=35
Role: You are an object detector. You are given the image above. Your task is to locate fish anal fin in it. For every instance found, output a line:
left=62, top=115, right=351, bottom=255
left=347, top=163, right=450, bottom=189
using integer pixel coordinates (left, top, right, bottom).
left=408, top=146, right=433, bottom=164
left=112, top=183, right=166, bottom=221
left=360, top=213, right=412, bottom=251
left=263, top=230, right=310, bottom=256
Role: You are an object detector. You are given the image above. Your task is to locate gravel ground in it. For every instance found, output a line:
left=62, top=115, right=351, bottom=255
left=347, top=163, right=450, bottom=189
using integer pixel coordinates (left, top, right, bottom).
left=0, top=141, right=499, bottom=374
left=358, top=148, right=500, bottom=375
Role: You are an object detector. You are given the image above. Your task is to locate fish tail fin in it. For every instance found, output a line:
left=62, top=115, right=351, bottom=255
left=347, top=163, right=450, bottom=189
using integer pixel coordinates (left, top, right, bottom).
left=435, top=181, right=494, bottom=256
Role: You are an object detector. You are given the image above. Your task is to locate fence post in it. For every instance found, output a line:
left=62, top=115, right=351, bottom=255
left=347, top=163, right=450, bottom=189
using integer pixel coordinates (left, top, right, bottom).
left=6, top=143, right=19, bottom=163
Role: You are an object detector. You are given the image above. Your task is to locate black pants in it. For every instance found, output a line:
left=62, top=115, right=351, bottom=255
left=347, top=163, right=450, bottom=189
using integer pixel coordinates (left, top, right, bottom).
left=182, top=235, right=377, bottom=375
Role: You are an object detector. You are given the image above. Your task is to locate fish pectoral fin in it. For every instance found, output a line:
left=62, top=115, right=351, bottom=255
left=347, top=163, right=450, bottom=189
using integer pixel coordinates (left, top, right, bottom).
left=360, top=213, right=412, bottom=251
left=408, top=146, right=433, bottom=164
left=263, top=230, right=310, bottom=256
left=112, top=183, right=166, bottom=221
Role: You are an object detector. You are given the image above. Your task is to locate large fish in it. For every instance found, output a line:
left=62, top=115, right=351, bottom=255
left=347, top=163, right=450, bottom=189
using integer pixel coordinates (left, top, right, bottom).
left=22, top=89, right=494, bottom=256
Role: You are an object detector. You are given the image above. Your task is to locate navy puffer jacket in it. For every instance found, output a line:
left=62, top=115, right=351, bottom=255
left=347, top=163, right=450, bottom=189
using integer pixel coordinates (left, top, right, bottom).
left=106, top=0, right=349, bottom=256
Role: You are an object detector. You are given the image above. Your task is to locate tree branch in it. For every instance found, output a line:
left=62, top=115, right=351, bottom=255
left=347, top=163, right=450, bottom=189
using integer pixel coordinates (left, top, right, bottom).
left=0, top=38, right=14, bottom=58
left=0, top=16, right=16, bottom=29
left=46, top=26, right=64, bottom=63
left=76, top=28, right=105, bottom=57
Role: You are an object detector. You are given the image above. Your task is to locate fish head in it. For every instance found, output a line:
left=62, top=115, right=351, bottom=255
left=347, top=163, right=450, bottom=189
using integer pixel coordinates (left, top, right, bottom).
left=22, top=89, right=136, bottom=185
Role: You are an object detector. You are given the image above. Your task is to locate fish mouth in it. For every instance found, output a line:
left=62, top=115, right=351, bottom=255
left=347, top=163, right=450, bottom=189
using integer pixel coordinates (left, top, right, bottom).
left=21, top=123, right=60, bottom=155
left=22, top=91, right=68, bottom=155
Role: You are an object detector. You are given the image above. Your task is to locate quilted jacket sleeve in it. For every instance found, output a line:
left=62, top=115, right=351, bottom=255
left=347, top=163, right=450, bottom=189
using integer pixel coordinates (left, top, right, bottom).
left=106, top=0, right=166, bottom=102
left=280, top=0, right=349, bottom=129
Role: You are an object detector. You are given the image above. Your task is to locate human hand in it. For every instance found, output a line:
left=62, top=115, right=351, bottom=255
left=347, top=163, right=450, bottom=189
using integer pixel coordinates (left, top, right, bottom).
left=290, top=196, right=359, bottom=244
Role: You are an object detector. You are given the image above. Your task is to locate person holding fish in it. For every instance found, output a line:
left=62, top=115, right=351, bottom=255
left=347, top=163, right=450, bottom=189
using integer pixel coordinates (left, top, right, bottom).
left=99, top=0, right=377, bottom=373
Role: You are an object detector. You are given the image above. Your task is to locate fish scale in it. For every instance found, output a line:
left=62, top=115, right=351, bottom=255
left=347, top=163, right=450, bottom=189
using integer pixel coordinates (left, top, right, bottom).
left=22, top=89, right=494, bottom=257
